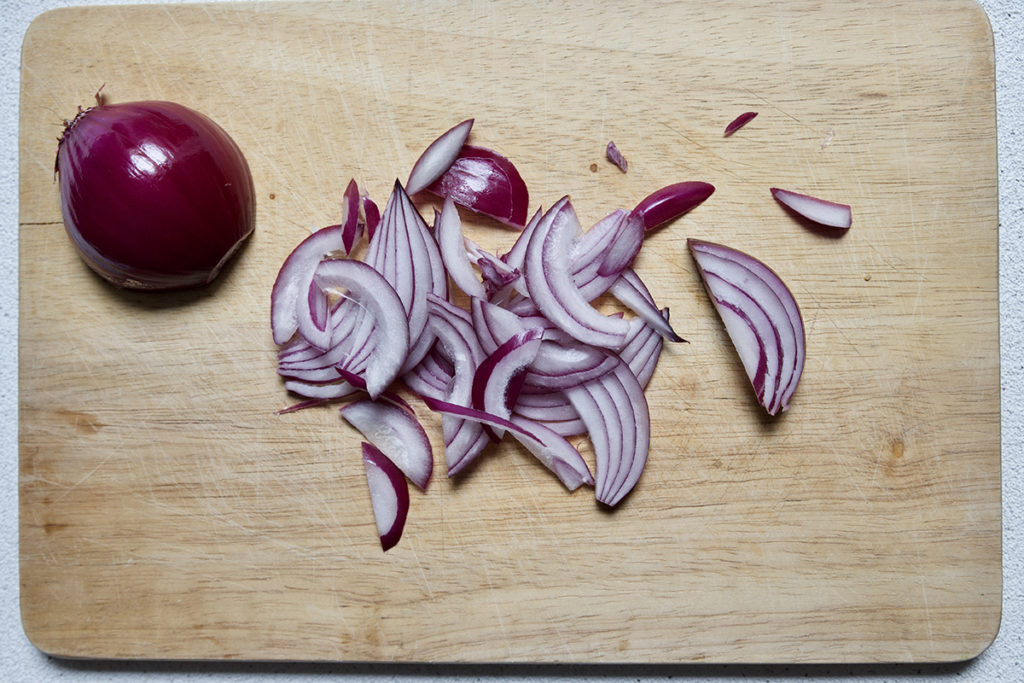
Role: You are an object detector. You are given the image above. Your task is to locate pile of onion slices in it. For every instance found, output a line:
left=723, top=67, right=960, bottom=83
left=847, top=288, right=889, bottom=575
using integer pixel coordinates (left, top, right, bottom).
left=271, top=119, right=811, bottom=550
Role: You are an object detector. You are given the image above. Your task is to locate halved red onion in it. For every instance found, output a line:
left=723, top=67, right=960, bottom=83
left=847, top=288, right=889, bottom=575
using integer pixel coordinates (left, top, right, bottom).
left=406, top=118, right=474, bottom=195
left=523, top=198, right=631, bottom=348
left=724, top=111, right=758, bottom=136
left=270, top=223, right=343, bottom=346
left=632, top=181, right=715, bottom=232
left=688, top=239, right=804, bottom=415
left=564, top=363, right=649, bottom=506
left=425, top=144, right=530, bottom=228
left=770, top=187, right=852, bottom=230
left=361, top=442, right=409, bottom=552
left=341, top=400, right=433, bottom=490
left=313, top=259, right=410, bottom=398
left=605, top=141, right=628, bottom=172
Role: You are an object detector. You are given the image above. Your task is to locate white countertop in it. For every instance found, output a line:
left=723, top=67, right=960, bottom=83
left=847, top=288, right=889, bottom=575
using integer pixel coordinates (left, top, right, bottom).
left=3, top=0, right=1020, bottom=680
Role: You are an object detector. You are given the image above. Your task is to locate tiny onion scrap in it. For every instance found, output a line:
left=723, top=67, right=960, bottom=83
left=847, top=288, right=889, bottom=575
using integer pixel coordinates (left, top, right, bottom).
left=55, top=97, right=255, bottom=290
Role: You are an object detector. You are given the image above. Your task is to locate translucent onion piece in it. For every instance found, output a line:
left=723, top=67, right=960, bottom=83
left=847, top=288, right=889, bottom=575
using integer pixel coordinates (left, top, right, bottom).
left=361, top=442, right=410, bottom=552
left=270, top=224, right=343, bottom=346
left=407, top=118, right=474, bottom=195
left=341, top=400, right=433, bottom=490
left=605, top=141, right=628, bottom=172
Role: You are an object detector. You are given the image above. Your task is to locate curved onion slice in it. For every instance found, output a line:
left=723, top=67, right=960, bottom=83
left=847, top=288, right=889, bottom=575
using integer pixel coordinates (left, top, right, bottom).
left=313, top=259, right=410, bottom=398
left=361, top=442, right=410, bottom=552
left=472, top=328, right=544, bottom=439
left=724, top=111, right=758, bottom=136
left=508, top=415, right=593, bottom=491
left=270, top=223, right=343, bottom=346
left=435, top=196, right=487, bottom=299
left=565, top=363, right=650, bottom=507
left=407, top=118, right=474, bottom=195
left=341, top=400, right=433, bottom=490
left=770, top=187, right=852, bottom=230
left=632, top=181, right=715, bottom=231
left=688, top=239, right=805, bottom=415
left=524, top=198, right=631, bottom=348
left=425, top=145, right=530, bottom=228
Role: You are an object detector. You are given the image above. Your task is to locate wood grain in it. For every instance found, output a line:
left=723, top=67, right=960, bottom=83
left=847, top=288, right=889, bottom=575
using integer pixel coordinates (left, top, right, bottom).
left=18, top=0, right=1000, bottom=663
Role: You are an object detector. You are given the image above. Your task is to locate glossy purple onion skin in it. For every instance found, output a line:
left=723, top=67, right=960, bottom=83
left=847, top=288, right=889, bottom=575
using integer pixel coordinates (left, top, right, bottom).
left=632, top=181, right=714, bottom=232
left=56, top=100, right=256, bottom=290
left=425, top=145, right=529, bottom=228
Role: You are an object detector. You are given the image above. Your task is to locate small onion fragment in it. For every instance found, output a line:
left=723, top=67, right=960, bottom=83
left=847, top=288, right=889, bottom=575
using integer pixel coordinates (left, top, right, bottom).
left=341, top=400, right=433, bottom=490
left=724, top=111, right=758, bottom=136
left=55, top=99, right=255, bottom=290
left=605, top=141, right=628, bottom=172
left=632, top=181, right=715, bottom=232
left=361, top=442, right=410, bottom=552
left=688, top=239, right=805, bottom=415
left=770, top=187, right=852, bottom=230
left=425, top=145, right=530, bottom=228
left=406, top=118, right=474, bottom=195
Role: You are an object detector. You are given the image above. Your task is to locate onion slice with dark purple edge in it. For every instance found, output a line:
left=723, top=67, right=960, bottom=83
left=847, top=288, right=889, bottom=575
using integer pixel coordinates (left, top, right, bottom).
left=361, top=442, right=409, bottom=552
left=339, top=179, right=363, bottom=254
left=724, top=111, right=758, bottom=136
left=471, top=327, right=544, bottom=440
left=406, top=118, right=474, bottom=195
left=688, top=239, right=805, bottom=415
left=565, top=362, right=650, bottom=507
left=341, top=400, right=433, bottom=490
left=425, top=144, right=530, bottom=228
left=524, top=197, right=631, bottom=348
left=770, top=187, right=852, bottom=230
left=270, top=223, right=344, bottom=346
left=605, top=141, right=628, bottom=172
left=632, top=181, right=715, bottom=232
left=312, top=259, right=410, bottom=398
left=420, top=396, right=545, bottom=443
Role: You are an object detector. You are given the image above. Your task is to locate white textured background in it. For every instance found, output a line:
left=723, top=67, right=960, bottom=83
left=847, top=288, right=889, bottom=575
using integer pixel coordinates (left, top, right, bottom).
left=2, top=0, right=1020, bottom=680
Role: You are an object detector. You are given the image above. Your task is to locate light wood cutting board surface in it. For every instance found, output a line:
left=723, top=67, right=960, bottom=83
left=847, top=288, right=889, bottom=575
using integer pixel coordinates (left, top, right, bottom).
left=18, top=0, right=1000, bottom=663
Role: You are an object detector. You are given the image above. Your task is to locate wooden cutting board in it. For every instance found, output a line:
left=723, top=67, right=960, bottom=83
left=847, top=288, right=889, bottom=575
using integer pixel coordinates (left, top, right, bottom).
left=18, top=0, right=1000, bottom=663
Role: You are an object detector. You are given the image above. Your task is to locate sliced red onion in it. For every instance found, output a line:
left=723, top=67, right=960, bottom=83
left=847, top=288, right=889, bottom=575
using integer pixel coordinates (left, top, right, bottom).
left=499, top=206, right=543, bottom=271
left=508, top=415, right=593, bottom=491
left=361, top=442, right=409, bottom=552
left=724, top=111, right=758, bottom=136
left=270, top=223, right=343, bottom=346
left=688, top=239, right=805, bottom=415
left=425, top=144, right=530, bottom=228
left=608, top=269, right=684, bottom=342
left=565, top=363, right=649, bottom=506
left=435, top=196, right=487, bottom=299
left=472, top=328, right=544, bottom=439
left=361, top=194, right=380, bottom=242
left=406, top=118, right=474, bottom=195
left=339, top=179, right=363, bottom=254
left=524, top=198, right=631, bottom=348
left=770, top=187, right=852, bottom=230
left=283, top=377, right=359, bottom=400
left=313, top=259, right=410, bottom=398
left=632, top=181, right=715, bottom=232
left=341, top=400, right=433, bottom=490
left=420, top=396, right=545, bottom=444
left=605, top=141, right=628, bottom=172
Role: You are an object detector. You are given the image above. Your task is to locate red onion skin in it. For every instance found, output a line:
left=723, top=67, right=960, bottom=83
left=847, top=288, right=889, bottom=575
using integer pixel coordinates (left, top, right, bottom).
left=724, top=111, right=758, bottom=136
left=56, top=100, right=255, bottom=290
left=632, top=181, right=715, bottom=231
